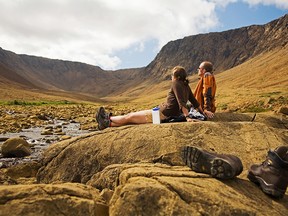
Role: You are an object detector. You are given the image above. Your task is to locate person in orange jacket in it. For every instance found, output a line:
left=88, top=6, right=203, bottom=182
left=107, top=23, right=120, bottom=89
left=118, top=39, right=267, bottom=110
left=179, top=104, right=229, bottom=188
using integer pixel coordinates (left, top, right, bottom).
left=193, top=61, right=216, bottom=119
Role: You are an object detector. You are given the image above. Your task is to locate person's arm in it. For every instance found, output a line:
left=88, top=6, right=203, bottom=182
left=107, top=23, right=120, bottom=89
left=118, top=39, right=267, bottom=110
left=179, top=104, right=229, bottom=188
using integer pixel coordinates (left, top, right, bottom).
left=181, top=106, right=194, bottom=122
left=203, top=74, right=215, bottom=118
left=172, top=81, right=195, bottom=121
left=188, top=86, right=201, bottom=110
left=172, top=81, right=188, bottom=111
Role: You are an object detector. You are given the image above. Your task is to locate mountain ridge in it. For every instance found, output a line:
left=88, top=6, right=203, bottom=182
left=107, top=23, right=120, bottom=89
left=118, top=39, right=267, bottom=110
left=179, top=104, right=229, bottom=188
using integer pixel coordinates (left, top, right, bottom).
left=145, top=14, right=288, bottom=79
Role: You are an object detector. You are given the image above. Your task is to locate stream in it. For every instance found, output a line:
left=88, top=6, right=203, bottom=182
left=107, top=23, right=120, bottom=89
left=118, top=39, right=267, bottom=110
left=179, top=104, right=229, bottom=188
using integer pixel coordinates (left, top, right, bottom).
left=0, top=120, right=91, bottom=168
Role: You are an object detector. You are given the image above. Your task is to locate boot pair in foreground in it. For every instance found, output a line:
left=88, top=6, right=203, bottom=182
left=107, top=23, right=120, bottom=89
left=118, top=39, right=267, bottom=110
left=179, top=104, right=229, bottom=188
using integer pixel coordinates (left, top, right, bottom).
left=181, top=145, right=288, bottom=198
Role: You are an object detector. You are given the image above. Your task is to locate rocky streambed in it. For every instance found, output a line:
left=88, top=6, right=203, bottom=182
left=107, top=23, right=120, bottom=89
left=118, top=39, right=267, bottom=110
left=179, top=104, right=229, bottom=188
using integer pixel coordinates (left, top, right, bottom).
left=0, top=103, right=142, bottom=168
left=0, top=104, right=99, bottom=167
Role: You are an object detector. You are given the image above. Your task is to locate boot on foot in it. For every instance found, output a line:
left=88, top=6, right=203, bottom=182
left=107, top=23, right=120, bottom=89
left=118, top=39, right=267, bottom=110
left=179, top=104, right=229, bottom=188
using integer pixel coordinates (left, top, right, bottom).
left=95, top=107, right=110, bottom=130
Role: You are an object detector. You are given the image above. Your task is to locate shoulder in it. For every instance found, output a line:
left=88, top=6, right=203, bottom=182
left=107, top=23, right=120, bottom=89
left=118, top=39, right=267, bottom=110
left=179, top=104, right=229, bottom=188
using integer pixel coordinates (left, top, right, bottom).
left=203, top=72, right=215, bottom=82
left=172, top=80, right=183, bottom=87
left=204, top=72, right=213, bottom=78
left=172, top=80, right=187, bottom=90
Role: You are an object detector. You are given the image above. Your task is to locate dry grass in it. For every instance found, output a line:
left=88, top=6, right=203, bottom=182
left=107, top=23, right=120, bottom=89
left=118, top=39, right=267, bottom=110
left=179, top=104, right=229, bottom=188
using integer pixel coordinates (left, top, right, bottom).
left=215, top=46, right=288, bottom=112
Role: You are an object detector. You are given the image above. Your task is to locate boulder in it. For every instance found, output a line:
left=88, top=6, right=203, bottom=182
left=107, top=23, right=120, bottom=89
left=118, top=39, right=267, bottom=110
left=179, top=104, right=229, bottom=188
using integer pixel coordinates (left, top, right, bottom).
left=0, top=162, right=41, bottom=185
left=5, top=162, right=41, bottom=183
left=278, top=106, right=288, bottom=115
left=1, top=137, right=32, bottom=157
left=103, top=163, right=287, bottom=215
left=0, top=183, right=109, bottom=216
left=37, top=113, right=287, bottom=184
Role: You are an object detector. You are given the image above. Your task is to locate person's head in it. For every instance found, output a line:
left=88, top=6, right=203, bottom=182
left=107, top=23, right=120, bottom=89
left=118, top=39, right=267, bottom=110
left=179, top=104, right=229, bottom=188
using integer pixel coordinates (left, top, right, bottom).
left=172, top=66, right=188, bottom=83
left=198, top=61, right=213, bottom=76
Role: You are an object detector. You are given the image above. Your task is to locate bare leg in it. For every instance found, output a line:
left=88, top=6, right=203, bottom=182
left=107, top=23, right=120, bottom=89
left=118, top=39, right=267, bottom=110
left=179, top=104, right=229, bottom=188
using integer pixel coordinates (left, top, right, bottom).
left=110, top=110, right=150, bottom=127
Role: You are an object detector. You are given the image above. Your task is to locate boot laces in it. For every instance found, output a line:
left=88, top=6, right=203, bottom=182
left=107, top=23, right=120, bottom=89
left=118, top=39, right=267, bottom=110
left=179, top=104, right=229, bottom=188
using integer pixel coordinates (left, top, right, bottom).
left=262, top=158, right=273, bottom=167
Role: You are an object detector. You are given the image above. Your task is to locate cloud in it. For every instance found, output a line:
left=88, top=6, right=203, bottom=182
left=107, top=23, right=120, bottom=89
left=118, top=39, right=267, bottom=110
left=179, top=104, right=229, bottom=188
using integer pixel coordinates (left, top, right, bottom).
left=0, top=0, right=286, bottom=69
left=243, top=0, right=288, bottom=9
left=0, top=0, right=220, bottom=69
left=211, top=0, right=288, bottom=8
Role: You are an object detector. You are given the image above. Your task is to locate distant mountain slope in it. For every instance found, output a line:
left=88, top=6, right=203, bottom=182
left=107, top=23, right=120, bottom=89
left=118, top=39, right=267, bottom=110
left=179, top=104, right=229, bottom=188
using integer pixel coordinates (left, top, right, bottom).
left=0, top=14, right=287, bottom=102
left=0, top=48, right=144, bottom=97
left=145, top=14, right=288, bottom=79
left=0, top=62, right=37, bottom=88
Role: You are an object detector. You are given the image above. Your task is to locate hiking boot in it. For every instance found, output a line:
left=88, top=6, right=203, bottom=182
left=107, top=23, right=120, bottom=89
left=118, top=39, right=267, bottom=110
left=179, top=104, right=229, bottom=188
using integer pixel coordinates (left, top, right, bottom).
left=95, top=107, right=110, bottom=130
left=181, top=146, right=243, bottom=179
left=247, top=146, right=288, bottom=198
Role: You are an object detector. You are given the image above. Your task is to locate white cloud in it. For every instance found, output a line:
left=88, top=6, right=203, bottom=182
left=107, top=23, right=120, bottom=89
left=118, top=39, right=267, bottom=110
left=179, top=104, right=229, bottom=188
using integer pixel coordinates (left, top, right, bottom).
left=243, top=0, right=288, bottom=9
left=0, top=0, right=286, bottom=69
left=210, top=0, right=288, bottom=8
left=209, top=0, right=237, bottom=7
left=0, top=0, right=220, bottom=69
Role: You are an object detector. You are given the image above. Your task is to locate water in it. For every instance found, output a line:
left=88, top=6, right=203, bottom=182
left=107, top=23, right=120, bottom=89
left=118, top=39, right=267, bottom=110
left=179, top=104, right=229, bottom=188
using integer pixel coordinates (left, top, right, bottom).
left=0, top=120, right=91, bottom=168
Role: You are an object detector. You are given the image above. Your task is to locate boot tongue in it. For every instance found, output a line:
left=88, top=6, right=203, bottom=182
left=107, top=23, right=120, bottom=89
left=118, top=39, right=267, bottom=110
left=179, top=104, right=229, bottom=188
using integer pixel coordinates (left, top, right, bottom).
left=275, top=146, right=288, bottom=162
left=268, top=150, right=288, bottom=169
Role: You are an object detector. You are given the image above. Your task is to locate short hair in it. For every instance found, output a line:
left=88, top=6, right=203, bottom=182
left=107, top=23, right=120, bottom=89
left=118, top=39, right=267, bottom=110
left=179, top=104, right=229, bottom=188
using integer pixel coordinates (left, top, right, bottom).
left=202, top=61, right=213, bottom=72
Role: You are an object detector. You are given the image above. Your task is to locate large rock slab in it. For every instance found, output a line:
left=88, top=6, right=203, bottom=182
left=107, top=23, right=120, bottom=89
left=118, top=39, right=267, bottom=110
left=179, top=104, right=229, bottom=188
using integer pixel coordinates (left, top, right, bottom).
left=0, top=162, right=41, bottom=185
left=0, top=183, right=108, bottom=216
left=37, top=113, right=287, bottom=184
left=102, top=163, right=288, bottom=215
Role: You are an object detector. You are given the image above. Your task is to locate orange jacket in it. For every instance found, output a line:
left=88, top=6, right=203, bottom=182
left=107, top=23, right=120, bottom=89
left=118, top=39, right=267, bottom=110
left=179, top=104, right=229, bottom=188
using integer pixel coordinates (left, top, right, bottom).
left=194, top=72, right=216, bottom=113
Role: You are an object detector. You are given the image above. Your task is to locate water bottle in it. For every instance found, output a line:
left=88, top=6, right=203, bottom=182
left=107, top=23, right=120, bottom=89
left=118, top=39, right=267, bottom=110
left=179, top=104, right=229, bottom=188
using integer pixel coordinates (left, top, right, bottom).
left=152, top=107, right=161, bottom=124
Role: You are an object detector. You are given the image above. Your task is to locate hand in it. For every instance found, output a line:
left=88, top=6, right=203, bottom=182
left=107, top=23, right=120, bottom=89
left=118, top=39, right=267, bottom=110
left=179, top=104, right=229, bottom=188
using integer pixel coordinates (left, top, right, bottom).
left=186, top=117, right=194, bottom=122
left=204, top=110, right=214, bottom=119
left=186, top=117, right=200, bottom=122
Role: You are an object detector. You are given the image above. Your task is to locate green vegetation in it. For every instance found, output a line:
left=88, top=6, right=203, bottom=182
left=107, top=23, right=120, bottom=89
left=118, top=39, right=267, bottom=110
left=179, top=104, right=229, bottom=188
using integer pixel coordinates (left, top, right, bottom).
left=242, top=102, right=272, bottom=113
left=0, top=100, right=77, bottom=106
left=242, top=106, right=272, bottom=113
left=259, top=92, right=281, bottom=97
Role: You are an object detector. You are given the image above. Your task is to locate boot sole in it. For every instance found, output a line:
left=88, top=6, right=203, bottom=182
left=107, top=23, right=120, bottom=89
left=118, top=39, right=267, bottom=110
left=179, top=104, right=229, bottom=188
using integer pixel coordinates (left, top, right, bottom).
left=247, top=172, right=285, bottom=198
left=96, top=107, right=108, bottom=130
left=181, top=146, right=236, bottom=179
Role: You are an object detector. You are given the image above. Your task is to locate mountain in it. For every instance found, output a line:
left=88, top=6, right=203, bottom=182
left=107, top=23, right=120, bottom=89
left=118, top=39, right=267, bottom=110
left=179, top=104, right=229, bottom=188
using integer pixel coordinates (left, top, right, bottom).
left=0, top=48, right=145, bottom=98
left=145, top=14, right=288, bottom=79
left=0, top=14, right=287, bottom=102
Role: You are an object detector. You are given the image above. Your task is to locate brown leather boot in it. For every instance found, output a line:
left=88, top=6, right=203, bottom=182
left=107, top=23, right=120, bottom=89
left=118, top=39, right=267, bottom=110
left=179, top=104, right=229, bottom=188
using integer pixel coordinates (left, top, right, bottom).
left=95, top=107, right=111, bottom=130
left=181, top=146, right=243, bottom=179
left=248, top=146, right=288, bottom=198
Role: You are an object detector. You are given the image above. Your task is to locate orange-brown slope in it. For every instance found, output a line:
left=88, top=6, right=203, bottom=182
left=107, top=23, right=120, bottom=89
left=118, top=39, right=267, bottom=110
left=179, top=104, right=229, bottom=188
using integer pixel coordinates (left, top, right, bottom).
left=0, top=63, right=37, bottom=88
left=109, top=46, right=288, bottom=113
left=215, top=46, right=288, bottom=112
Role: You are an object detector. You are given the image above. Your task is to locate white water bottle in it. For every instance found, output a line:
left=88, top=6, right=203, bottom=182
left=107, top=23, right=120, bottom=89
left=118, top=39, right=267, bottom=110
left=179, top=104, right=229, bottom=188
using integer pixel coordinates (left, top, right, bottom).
left=152, top=107, right=161, bottom=124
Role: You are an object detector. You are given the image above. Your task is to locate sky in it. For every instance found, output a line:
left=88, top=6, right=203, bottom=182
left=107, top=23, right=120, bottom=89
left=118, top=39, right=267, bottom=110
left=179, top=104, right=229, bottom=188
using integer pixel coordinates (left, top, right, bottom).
left=0, top=0, right=287, bottom=70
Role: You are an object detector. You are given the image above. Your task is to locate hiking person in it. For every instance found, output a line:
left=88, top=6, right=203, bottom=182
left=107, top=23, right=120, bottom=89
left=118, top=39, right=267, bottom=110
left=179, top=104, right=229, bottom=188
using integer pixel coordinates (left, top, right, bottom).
left=194, top=61, right=216, bottom=119
left=96, top=66, right=204, bottom=130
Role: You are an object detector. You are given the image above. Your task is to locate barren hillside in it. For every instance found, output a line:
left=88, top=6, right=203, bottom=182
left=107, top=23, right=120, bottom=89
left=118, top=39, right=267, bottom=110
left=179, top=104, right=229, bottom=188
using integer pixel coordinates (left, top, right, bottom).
left=145, top=14, right=288, bottom=79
